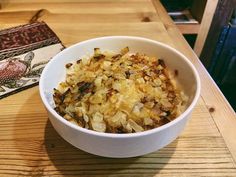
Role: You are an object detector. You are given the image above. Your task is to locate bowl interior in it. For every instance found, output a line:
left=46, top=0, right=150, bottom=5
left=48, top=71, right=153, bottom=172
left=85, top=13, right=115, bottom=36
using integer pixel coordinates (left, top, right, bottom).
left=40, top=36, right=198, bottom=120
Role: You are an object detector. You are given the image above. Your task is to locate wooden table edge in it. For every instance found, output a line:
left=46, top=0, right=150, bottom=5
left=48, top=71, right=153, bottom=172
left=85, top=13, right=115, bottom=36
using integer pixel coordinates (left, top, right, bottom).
left=152, top=0, right=236, bottom=162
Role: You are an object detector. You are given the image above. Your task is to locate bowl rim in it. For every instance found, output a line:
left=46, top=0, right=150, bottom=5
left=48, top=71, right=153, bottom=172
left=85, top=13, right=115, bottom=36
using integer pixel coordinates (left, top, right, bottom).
left=39, top=36, right=201, bottom=138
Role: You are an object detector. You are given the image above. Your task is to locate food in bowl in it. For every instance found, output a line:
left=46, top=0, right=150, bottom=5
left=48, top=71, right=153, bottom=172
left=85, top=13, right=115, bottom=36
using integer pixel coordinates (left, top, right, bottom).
left=40, top=36, right=200, bottom=158
left=53, top=47, right=188, bottom=133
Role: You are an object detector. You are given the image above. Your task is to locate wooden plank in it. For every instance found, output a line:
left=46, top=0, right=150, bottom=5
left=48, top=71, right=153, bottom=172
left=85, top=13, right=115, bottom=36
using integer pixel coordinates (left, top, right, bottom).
left=0, top=1, right=156, bottom=14
left=194, top=0, right=219, bottom=56
left=176, top=24, right=200, bottom=34
left=0, top=11, right=159, bottom=24
left=0, top=137, right=235, bottom=176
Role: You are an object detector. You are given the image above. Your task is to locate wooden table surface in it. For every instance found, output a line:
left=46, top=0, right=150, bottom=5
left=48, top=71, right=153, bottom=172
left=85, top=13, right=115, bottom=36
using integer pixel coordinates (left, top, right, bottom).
left=0, top=0, right=236, bottom=176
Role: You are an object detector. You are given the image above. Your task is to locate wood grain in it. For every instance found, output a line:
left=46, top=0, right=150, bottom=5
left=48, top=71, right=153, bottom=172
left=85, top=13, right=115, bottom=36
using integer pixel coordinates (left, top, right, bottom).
left=0, top=0, right=236, bottom=176
left=176, top=24, right=200, bottom=34
left=194, top=0, right=219, bottom=56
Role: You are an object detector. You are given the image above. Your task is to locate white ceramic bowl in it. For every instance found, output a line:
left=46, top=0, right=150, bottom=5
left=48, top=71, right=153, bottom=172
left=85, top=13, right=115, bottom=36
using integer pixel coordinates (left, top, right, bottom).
left=39, top=36, right=200, bottom=158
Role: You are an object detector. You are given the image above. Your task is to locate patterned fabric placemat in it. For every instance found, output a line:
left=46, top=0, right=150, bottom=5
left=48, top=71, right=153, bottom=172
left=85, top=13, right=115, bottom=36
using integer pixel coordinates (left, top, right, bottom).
left=0, top=22, right=65, bottom=99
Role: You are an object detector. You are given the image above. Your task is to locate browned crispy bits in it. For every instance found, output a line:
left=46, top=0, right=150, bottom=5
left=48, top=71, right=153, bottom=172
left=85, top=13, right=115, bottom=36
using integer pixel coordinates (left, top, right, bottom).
left=93, top=48, right=105, bottom=61
left=94, top=54, right=105, bottom=61
left=76, top=59, right=81, bottom=64
left=125, top=71, right=131, bottom=79
left=53, top=47, right=188, bottom=133
left=158, top=59, right=166, bottom=68
left=112, top=54, right=122, bottom=61
left=120, top=46, right=129, bottom=55
left=77, top=82, right=94, bottom=94
left=65, top=63, right=73, bottom=68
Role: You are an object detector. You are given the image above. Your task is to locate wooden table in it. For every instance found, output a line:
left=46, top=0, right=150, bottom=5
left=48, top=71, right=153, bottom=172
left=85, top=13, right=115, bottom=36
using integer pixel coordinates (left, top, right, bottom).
left=0, top=1, right=236, bottom=176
